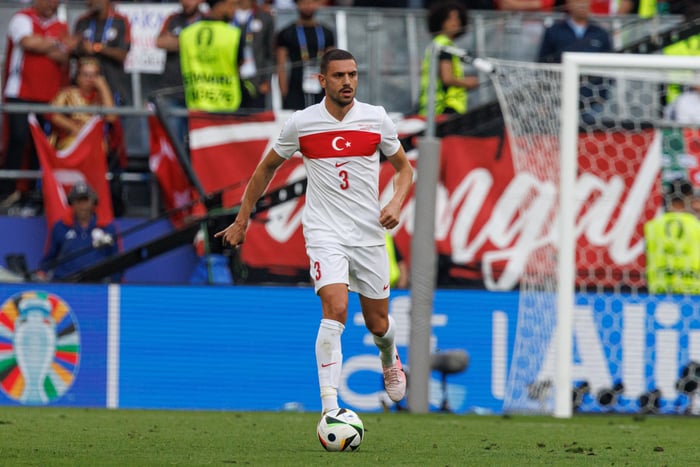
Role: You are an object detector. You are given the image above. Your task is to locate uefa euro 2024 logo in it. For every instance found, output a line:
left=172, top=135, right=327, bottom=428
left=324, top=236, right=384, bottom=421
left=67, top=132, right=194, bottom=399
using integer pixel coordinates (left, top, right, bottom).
left=0, top=291, right=80, bottom=405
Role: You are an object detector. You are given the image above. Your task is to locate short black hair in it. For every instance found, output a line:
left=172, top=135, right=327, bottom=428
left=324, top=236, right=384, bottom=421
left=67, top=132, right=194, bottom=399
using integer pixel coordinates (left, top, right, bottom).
left=427, top=1, right=468, bottom=36
left=320, top=49, right=356, bottom=75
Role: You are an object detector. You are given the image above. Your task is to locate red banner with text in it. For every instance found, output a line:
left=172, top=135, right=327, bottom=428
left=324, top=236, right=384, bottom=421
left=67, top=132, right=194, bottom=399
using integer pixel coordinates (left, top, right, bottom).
left=188, top=114, right=661, bottom=290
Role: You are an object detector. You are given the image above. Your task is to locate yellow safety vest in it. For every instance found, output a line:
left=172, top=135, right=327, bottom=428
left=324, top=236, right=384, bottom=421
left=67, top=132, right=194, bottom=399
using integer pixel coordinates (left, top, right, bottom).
left=385, top=233, right=401, bottom=288
left=663, top=35, right=700, bottom=103
left=638, top=0, right=657, bottom=18
left=644, top=212, right=700, bottom=295
left=418, top=34, right=468, bottom=116
left=180, top=20, right=242, bottom=111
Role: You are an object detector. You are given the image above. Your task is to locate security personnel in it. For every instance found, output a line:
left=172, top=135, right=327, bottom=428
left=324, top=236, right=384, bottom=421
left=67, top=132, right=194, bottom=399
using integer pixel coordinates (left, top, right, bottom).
left=179, top=0, right=243, bottom=111
left=386, top=232, right=401, bottom=288
left=638, top=0, right=665, bottom=17
left=418, top=2, right=478, bottom=116
left=644, top=180, right=700, bottom=295
left=642, top=3, right=700, bottom=102
left=664, top=34, right=700, bottom=103
left=386, top=232, right=409, bottom=289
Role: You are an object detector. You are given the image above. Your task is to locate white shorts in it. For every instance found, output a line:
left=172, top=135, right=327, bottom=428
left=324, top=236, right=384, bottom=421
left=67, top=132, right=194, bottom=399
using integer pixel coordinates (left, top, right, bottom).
left=307, top=243, right=390, bottom=299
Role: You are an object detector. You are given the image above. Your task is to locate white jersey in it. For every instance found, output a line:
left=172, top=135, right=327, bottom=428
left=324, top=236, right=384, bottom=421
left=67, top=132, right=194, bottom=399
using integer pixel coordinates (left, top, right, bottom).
left=273, top=98, right=401, bottom=247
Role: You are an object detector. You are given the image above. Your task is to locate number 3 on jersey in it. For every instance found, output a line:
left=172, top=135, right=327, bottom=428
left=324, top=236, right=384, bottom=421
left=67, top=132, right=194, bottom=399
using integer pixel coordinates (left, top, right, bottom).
left=338, top=169, right=349, bottom=190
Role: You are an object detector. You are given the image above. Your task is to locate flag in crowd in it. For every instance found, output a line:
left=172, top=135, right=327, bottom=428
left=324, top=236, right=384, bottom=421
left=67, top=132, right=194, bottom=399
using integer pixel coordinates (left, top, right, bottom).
left=147, top=114, right=203, bottom=228
left=29, top=114, right=113, bottom=234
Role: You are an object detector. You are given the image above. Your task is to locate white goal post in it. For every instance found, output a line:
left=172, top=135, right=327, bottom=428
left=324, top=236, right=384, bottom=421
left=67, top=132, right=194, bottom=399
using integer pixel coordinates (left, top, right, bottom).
left=488, top=52, right=700, bottom=418
left=558, top=53, right=700, bottom=418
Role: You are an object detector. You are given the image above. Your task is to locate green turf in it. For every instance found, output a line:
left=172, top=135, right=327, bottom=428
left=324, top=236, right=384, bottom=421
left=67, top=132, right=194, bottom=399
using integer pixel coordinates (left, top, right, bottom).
left=0, top=407, right=698, bottom=466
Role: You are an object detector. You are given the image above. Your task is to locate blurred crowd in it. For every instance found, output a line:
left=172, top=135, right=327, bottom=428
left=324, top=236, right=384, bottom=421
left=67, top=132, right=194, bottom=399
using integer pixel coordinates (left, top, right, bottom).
left=0, top=0, right=698, bottom=283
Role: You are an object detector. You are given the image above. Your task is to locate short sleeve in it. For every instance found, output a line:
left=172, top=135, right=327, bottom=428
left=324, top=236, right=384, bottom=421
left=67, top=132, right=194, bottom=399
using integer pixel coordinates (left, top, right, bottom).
left=378, top=108, right=401, bottom=157
left=272, top=111, right=300, bottom=159
left=8, top=13, right=33, bottom=45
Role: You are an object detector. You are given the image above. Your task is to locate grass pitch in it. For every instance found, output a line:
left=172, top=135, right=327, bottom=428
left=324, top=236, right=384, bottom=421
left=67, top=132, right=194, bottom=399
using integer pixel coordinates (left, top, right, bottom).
left=0, top=407, right=698, bottom=466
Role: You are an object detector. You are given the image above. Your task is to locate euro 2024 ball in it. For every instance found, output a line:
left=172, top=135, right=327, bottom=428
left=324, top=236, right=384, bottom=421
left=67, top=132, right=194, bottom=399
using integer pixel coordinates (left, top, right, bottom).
left=317, top=408, right=364, bottom=451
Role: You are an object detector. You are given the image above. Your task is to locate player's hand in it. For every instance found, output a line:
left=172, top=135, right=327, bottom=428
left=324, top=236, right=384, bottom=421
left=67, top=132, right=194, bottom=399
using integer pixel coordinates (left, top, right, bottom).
left=214, top=219, right=248, bottom=247
left=379, top=200, right=401, bottom=230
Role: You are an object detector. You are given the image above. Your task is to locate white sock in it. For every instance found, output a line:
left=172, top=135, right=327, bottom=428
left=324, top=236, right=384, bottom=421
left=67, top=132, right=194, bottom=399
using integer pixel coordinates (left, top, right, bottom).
left=373, top=315, right=398, bottom=367
left=316, top=318, right=344, bottom=413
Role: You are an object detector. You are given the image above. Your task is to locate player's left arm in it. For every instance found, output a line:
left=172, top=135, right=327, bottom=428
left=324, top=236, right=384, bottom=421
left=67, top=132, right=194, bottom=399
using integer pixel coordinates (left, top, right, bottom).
left=379, top=145, right=413, bottom=230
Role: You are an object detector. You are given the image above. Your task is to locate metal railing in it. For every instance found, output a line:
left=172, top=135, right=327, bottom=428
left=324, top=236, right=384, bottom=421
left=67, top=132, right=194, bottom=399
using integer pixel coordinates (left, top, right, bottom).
left=0, top=5, right=687, bottom=218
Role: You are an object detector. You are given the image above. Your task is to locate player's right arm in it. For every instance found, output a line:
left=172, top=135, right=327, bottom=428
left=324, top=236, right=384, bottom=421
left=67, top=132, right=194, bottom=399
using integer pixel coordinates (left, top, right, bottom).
left=214, top=149, right=286, bottom=247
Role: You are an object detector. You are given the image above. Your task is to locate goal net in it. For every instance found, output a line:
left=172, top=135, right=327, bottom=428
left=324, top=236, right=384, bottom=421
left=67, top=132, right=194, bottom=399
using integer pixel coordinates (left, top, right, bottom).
left=488, top=53, right=700, bottom=417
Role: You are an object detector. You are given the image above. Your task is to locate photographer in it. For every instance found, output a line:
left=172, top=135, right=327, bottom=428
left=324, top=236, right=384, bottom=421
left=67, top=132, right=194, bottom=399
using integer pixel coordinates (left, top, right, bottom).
left=38, top=182, right=122, bottom=282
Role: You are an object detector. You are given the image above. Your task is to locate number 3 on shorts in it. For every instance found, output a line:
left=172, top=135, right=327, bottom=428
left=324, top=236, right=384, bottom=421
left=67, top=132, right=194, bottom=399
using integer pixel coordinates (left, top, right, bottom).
left=313, top=261, right=322, bottom=280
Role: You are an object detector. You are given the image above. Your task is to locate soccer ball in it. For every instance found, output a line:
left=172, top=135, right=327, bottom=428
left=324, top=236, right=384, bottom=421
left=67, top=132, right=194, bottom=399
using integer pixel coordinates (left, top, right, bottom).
left=317, top=408, right=364, bottom=452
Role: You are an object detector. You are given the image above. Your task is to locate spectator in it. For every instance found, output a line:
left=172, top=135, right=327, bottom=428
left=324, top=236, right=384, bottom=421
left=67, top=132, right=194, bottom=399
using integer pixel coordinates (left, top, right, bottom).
left=179, top=0, right=244, bottom=111
left=73, top=0, right=132, bottom=109
left=38, top=182, right=121, bottom=282
left=233, top=0, right=276, bottom=110
left=418, top=1, right=479, bottom=116
left=538, top=0, right=612, bottom=121
left=644, top=179, right=700, bottom=295
left=73, top=0, right=132, bottom=215
left=538, top=0, right=612, bottom=63
left=157, top=0, right=205, bottom=92
left=155, top=0, right=204, bottom=143
left=275, top=0, right=336, bottom=110
left=48, top=57, right=116, bottom=151
left=1, top=0, right=74, bottom=208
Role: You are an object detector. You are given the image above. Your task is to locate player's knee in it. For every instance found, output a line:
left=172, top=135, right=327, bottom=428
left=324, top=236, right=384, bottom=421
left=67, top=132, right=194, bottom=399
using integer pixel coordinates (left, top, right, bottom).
left=322, top=302, right=347, bottom=323
left=365, top=317, right=388, bottom=337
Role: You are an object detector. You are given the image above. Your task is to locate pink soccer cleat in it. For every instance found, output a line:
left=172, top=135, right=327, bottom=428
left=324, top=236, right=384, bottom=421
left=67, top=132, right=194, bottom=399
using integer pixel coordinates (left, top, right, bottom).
left=382, top=353, right=407, bottom=402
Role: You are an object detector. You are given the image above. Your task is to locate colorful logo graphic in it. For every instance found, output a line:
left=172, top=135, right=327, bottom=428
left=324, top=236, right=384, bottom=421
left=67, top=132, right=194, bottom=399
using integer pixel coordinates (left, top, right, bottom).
left=0, top=291, right=81, bottom=404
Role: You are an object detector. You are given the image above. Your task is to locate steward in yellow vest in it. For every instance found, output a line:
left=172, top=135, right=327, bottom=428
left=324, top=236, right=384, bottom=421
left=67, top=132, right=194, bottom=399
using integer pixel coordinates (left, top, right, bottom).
left=386, top=233, right=401, bottom=288
left=644, top=180, right=700, bottom=295
left=180, top=0, right=242, bottom=111
left=418, top=2, right=478, bottom=116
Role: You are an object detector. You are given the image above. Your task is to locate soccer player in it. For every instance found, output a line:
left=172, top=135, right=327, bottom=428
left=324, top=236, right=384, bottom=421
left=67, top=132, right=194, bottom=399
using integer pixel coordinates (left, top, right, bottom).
left=215, top=48, right=413, bottom=414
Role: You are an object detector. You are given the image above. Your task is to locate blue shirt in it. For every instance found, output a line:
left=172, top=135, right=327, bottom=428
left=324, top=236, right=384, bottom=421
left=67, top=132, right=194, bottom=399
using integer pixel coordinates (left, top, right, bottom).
left=538, top=19, right=612, bottom=64
left=538, top=18, right=613, bottom=105
left=40, top=214, right=121, bottom=281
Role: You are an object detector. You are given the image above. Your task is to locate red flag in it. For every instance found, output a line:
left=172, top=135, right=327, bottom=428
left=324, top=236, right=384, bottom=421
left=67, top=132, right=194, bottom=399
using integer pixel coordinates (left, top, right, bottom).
left=240, top=156, right=308, bottom=272
left=147, top=115, right=202, bottom=227
left=30, top=114, right=113, bottom=232
left=188, top=110, right=309, bottom=273
left=188, top=110, right=279, bottom=206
